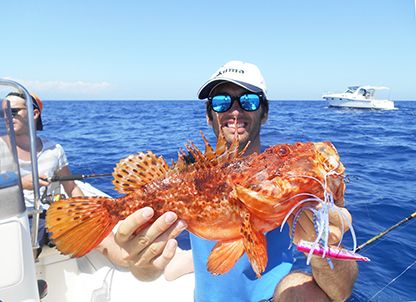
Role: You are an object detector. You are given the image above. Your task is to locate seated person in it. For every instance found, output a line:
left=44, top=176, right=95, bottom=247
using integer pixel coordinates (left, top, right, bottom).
left=1, top=92, right=84, bottom=248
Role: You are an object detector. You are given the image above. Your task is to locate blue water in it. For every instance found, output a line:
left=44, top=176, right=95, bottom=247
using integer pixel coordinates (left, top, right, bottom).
left=42, top=100, right=416, bottom=301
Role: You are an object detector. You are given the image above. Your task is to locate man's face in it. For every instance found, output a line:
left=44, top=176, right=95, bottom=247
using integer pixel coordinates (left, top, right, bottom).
left=206, top=82, right=268, bottom=149
left=3, top=96, right=30, bottom=136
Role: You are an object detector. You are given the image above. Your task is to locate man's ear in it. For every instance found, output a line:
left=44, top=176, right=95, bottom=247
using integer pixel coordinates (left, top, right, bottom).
left=261, top=111, right=268, bottom=125
left=33, top=109, right=41, bottom=119
left=206, top=113, right=213, bottom=126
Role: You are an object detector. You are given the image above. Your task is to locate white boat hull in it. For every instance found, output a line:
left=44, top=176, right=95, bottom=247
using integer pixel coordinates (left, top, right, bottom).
left=0, top=213, right=39, bottom=302
left=324, top=97, right=396, bottom=110
left=323, top=85, right=396, bottom=110
left=37, top=248, right=195, bottom=302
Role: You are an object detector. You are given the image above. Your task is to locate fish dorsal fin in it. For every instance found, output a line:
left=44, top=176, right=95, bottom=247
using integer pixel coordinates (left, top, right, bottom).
left=200, top=131, right=216, bottom=160
left=195, top=130, right=247, bottom=167
left=172, top=130, right=248, bottom=172
left=112, top=151, right=169, bottom=194
left=186, top=140, right=206, bottom=165
left=216, top=127, right=250, bottom=162
left=215, top=129, right=228, bottom=157
left=173, top=149, right=188, bottom=172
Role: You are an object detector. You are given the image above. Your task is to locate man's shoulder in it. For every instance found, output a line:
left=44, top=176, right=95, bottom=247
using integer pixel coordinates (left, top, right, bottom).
left=40, top=137, right=64, bottom=152
left=0, top=137, right=8, bottom=148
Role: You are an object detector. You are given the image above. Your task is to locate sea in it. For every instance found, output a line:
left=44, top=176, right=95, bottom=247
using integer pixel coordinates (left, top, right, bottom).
left=41, top=100, right=416, bottom=302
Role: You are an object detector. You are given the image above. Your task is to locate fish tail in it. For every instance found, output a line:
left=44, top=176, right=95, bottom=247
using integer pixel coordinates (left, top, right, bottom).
left=46, top=196, right=120, bottom=257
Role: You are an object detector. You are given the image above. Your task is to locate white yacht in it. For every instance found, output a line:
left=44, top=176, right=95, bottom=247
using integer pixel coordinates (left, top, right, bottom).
left=323, top=85, right=396, bottom=110
left=0, top=79, right=194, bottom=301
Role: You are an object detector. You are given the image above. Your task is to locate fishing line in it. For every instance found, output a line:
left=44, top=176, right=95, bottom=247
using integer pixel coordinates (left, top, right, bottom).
left=367, top=258, right=416, bottom=301
left=356, top=211, right=416, bottom=301
left=91, top=268, right=115, bottom=302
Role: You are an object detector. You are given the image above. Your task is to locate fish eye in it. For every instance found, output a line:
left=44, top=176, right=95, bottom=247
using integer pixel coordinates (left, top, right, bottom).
left=277, top=146, right=290, bottom=157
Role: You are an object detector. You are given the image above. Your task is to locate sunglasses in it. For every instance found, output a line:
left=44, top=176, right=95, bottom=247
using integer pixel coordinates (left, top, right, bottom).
left=208, top=93, right=263, bottom=113
left=11, top=108, right=26, bottom=117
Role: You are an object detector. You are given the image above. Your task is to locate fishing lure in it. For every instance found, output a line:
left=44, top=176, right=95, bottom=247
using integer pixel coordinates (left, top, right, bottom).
left=297, top=239, right=370, bottom=262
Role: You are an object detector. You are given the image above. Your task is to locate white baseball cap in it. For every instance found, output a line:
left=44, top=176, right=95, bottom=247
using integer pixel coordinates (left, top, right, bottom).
left=197, top=60, right=268, bottom=99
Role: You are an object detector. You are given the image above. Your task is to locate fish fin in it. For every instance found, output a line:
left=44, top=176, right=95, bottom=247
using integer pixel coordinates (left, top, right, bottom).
left=174, top=149, right=188, bottom=172
left=215, top=128, right=249, bottom=160
left=200, top=131, right=216, bottom=160
left=185, top=141, right=206, bottom=166
left=205, top=127, right=247, bottom=162
left=215, top=128, right=228, bottom=157
left=173, top=130, right=247, bottom=172
left=46, top=197, right=119, bottom=257
left=234, top=184, right=289, bottom=223
left=112, top=151, right=170, bottom=194
left=240, top=211, right=268, bottom=278
left=207, top=240, right=245, bottom=275
left=235, top=183, right=277, bottom=208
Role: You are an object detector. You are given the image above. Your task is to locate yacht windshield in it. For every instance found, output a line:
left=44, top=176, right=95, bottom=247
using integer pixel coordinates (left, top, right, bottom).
left=345, top=86, right=359, bottom=94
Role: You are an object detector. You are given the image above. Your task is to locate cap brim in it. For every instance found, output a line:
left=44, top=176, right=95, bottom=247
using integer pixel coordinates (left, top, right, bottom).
left=198, top=78, right=263, bottom=99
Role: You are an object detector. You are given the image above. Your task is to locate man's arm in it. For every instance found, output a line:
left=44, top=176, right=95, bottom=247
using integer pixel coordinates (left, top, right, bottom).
left=56, top=165, right=84, bottom=197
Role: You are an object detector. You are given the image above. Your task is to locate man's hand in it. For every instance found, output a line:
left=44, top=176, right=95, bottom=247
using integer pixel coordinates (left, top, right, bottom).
left=113, top=207, right=187, bottom=281
left=21, top=174, right=49, bottom=190
left=289, top=204, right=352, bottom=246
left=286, top=204, right=358, bottom=301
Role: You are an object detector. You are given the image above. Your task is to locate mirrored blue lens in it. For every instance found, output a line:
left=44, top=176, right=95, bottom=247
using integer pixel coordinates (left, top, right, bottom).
left=240, top=94, right=260, bottom=111
left=211, top=95, right=232, bottom=112
left=210, top=93, right=262, bottom=113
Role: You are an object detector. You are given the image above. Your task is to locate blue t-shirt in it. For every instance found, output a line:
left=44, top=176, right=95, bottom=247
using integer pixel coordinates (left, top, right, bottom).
left=184, top=224, right=293, bottom=302
left=176, top=145, right=294, bottom=301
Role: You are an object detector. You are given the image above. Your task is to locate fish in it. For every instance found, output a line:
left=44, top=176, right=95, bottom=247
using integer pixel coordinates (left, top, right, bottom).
left=46, top=131, right=348, bottom=277
left=297, top=239, right=370, bottom=262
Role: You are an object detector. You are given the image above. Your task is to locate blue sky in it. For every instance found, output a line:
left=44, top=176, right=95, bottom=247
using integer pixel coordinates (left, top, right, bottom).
left=1, top=1, right=415, bottom=100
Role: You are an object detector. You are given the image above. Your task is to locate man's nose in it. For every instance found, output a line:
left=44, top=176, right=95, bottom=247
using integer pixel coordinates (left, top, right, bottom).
left=229, top=100, right=243, bottom=116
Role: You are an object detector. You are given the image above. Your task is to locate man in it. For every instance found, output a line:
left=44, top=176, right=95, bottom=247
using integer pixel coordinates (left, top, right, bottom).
left=113, top=61, right=358, bottom=301
left=1, top=92, right=84, bottom=247
left=2, top=91, right=89, bottom=298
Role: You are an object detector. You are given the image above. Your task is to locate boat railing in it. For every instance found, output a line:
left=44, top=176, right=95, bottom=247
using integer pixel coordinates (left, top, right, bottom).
left=0, top=78, right=40, bottom=301
left=0, top=79, right=42, bottom=252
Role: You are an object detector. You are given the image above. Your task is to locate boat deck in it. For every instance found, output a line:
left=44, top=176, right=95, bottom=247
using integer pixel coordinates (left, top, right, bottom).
left=36, top=245, right=195, bottom=301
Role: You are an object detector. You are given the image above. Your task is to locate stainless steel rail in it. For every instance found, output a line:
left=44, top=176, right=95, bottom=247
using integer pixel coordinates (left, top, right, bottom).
left=0, top=79, right=42, bottom=250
